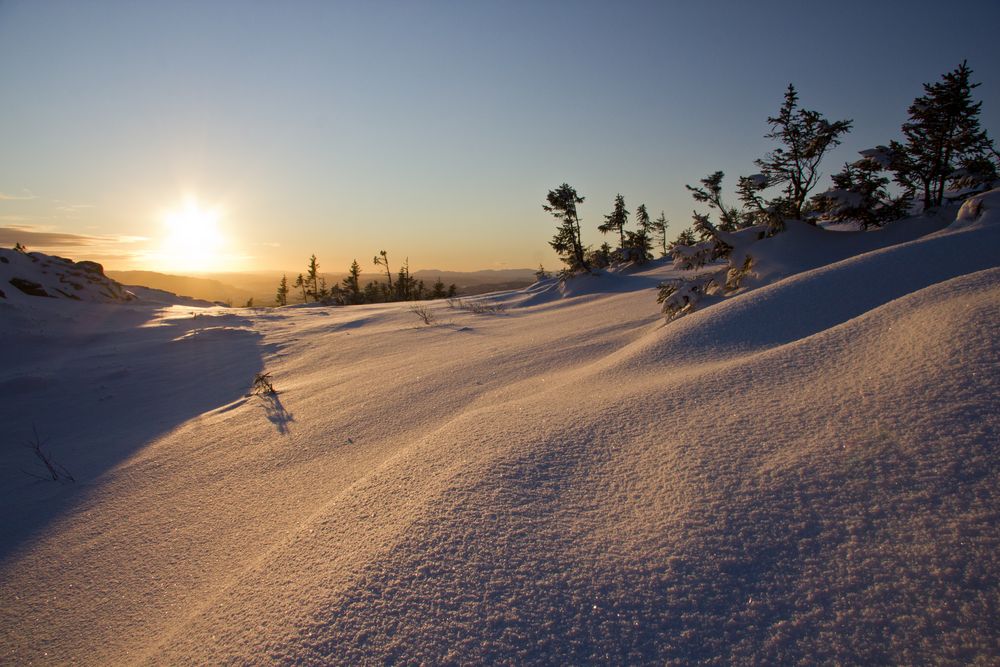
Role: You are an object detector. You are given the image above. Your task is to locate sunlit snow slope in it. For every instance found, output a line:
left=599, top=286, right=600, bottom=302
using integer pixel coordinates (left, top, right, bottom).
left=1, top=193, right=998, bottom=664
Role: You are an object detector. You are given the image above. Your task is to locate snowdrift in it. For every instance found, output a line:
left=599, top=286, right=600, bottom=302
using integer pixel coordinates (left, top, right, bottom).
left=0, top=193, right=997, bottom=664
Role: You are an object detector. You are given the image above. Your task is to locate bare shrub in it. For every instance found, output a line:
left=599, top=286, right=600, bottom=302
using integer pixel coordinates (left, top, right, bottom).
left=251, top=372, right=276, bottom=395
left=409, top=304, right=436, bottom=325
left=446, top=297, right=506, bottom=314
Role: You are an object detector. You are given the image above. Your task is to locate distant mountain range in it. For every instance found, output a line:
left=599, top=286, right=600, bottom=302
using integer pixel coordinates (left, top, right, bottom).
left=108, top=268, right=538, bottom=305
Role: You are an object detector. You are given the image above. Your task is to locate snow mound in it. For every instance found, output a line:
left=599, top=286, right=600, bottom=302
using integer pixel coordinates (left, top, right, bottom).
left=948, top=186, right=1000, bottom=231
left=516, top=260, right=677, bottom=308
left=740, top=212, right=948, bottom=292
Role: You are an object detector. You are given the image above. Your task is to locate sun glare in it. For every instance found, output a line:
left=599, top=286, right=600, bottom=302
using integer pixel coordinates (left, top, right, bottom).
left=153, top=199, right=228, bottom=272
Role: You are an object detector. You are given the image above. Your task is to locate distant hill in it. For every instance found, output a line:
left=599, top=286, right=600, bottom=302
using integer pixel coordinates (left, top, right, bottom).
left=108, top=271, right=255, bottom=305
left=412, top=268, right=536, bottom=295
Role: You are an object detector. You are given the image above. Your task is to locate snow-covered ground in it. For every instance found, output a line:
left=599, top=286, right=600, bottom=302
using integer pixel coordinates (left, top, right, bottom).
left=1, top=193, right=998, bottom=664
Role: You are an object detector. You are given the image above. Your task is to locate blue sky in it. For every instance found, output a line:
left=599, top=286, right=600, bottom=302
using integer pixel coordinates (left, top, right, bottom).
left=1, top=0, right=998, bottom=272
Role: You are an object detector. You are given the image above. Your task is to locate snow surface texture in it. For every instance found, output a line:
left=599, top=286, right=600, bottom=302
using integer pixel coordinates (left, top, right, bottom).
left=1, top=192, right=999, bottom=664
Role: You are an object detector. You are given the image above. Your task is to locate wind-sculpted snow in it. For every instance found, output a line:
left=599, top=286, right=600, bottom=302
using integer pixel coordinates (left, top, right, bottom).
left=0, top=199, right=997, bottom=664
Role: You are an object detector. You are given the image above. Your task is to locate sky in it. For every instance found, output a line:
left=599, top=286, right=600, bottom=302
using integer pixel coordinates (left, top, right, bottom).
left=1, top=0, right=999, bottom=274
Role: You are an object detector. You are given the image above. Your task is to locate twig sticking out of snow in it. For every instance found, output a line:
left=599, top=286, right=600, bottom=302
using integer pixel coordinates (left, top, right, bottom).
left=23, top=426, right=74, bottom=482
left=251, top=372, right=276, bottom=396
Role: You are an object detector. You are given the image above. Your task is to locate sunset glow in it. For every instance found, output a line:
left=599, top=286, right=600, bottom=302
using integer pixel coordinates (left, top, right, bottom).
left=151, top=199, right=229, bottom=272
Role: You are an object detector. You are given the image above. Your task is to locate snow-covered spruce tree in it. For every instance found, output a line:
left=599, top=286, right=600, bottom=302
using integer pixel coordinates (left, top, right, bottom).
left=585, top=242, right=613, bottom=269
left=543, top=183, right=590, bottom=274
left=811, top=155, right=909, bottom=229
left=685, top=171, right=744, bottom=232
left=668, top=227, right=696, bottom=251
left=889, top=61, right=997, bottom=210
left=741, top=84, right=853, bottom=229
left=675, top=171, right=754, bottom=268
left=657, top=215, right=761, bottom=320
left=659, top=174, right=770, bottom=320
left=598, top=193, right=630, bottom=251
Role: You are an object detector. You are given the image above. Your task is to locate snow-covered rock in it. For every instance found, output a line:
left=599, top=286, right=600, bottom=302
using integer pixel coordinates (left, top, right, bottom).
left=0, top=248, right=135, bottom=303
left=0, top=247, right=216, bottom=307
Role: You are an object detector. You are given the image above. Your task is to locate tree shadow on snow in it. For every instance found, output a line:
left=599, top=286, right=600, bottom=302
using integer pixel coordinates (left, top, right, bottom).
left=257, top=392, right=294, bottom=435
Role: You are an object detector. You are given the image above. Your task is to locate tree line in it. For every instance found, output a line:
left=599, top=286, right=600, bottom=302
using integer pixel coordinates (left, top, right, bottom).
left=544, top=61, right=997, bottom=275
left=274, top=251, right=457, bottom=306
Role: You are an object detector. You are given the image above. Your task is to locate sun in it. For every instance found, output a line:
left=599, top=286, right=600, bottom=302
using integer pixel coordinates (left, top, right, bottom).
left=153, top=199, right=228, bottom=272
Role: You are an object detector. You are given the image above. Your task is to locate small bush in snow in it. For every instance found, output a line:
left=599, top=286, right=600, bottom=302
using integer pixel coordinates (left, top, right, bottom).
left=446, top=298, right=506, bottom=314
left=251, top=372, right=276, bottom=396
left=409, top=304, right=436, bottom=325
left=659, top=224, right=762, bottom=320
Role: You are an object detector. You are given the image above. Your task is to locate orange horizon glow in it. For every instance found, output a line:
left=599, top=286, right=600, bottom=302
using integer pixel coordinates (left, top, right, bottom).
left=135, top=197, right=249, bottom=273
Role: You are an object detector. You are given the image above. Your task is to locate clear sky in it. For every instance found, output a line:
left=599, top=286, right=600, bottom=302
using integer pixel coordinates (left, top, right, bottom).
left=2, top=0, right=999, bottom=274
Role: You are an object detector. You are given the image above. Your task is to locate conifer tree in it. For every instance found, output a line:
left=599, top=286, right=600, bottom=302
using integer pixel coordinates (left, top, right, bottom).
left=621, top=203, right=653, bottom=263
left=306, top=255, right=320, bottom=301
left=586, top=242, right=613, bottom=269
left=363, top=280, right=382, bottom=303
left=811, top=158, right=909, bottom=229
left=447, top=284, right=458, bottom=298
left=890, top=61, right=997, bottom=210
left=669, top=228, right=697, bottom=249
left=650, top=212, right=670, bottom=257
left=342, top=259, right=363, bottom=303
left=685, top=172, right=743, bottom=231
left=275, top=274, right=289, bottom=306
left=598, top=193, right=629, bottom=249
left=747, top=84, right=853, bottom=225
left=394, top=257, right=417, bottom=301
left=635, top=204, right=651, bottom=234
left=543, top=183, right=590, bottom=272
left=293, top=273, right=307, bottom=303
left=431, top=278, right=447, bottom=298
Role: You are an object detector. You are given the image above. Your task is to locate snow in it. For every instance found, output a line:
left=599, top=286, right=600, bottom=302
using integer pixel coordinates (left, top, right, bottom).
left=0, top=247, right=215, bottom=307
left=856, top=145, right=895, bottom=170
left=1, top=193, right=998, bottom=663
